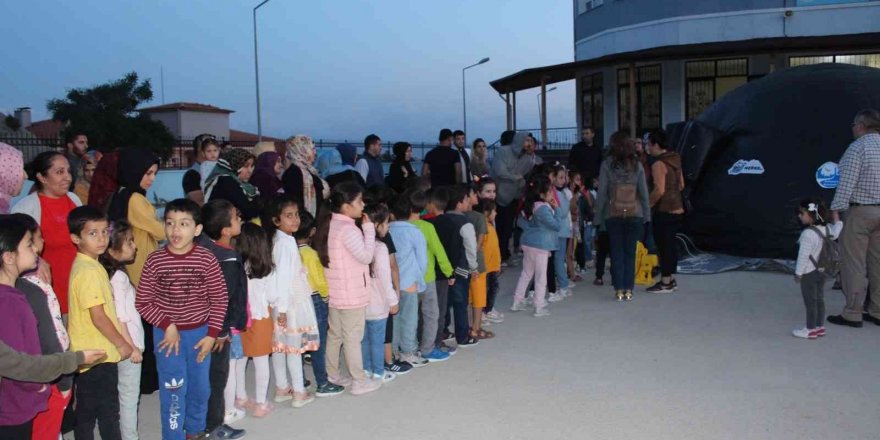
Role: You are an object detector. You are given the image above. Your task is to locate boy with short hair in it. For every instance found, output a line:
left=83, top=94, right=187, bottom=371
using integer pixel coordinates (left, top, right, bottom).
left=462, top=184, right=490, bottom=339
left=67, top=205, right=131, bottom=440
left=136, top=199, right=229, bottom=440
left=389, top=193, right=429, bottom=368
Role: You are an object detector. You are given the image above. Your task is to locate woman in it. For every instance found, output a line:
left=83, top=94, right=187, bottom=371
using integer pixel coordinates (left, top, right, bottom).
left=317, top=146, right=366, bottom=189
left=251, top=151, right=284, bottom=205
left=73, top=150, right=99, bottom=205
left=385, top=141, right=417, bottom=193
left=281, top=135, right=329, bottom=217
left=87, top=150, right=119, bottom=211
left=645, top=129, right=685, bottom=294
left=594, top=130, right=650, bottom=302
left=0, top=143, right=26, bottom=214
left=470, top=138, right=490, bottom=178
left=11, top=151, right=82, bottom=314
left=204, top=148, right=260, bottom=221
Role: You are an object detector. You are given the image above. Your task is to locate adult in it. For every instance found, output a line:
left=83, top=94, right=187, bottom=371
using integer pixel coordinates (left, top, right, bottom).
left=205, top=148, right=260, bottom=221
left=355, top=134, right=385, bottom=188
left=64, top=132, right=88, bottom=189
left=492, top=130, right=541, bottom=262
left=73, top=150, right=99, bottom=205
left=470, top=138, right=490, bottom=178
left=282, top=135, right=329, bottom=217
left=317, top=147, right=366, bottom=189
left=385, top=142, right=417, bottom=193
left=422, top=128, right=462, bottom=188
left=828, top=109, right=880, bottom=328
left=0, top=143, right=26, bottom=214
left=645, top=129, right=684, bottom=294
left=87, top=150, right=119, bottom=211
left=252, top=141, right=277, bottom=158
left=11, top=151, right=82, bottom=314
left=453, top=130, right=472, bottom=184
left=182, top=134, right=220, bottom=206
left=568, top=127, right=602, bottom=182
left=251, top=151, right=284, bottom=205
left=594, top=130, right=651, bottom=301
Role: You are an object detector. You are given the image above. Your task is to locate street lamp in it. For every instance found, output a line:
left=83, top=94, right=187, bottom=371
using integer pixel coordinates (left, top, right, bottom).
left=253, top=0, right=272, bottom=142
left=462, top=57, right=490, bottom=138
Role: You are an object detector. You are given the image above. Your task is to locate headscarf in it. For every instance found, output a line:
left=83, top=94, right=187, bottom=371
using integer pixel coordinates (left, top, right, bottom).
left=285, top=135, right=327, bottom=216
left=251, top=151, right=283, bottom=200
left=75, top=150, right=100, bottom=190
left=204, top=148, right=259, bottom=202
left=88, top=150, right=119, bottom=210
left=252, top=141, right=277, bottom=158
left=0, top=143, right=24, bottom=214
left=108, top=148, right=160, bottom=221
left=336, top=143, right=358, bottom=167
left=316, top=149, right=355, bottom=179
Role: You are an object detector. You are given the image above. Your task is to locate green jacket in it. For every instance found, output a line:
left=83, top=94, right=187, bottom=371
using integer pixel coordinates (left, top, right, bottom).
left=411, top=219, right=453, bottom=282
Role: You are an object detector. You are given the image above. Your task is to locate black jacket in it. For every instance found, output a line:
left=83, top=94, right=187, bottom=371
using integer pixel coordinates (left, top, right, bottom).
left=197, top=236, right=248, bottom=337
left=208, top=176, right=261, bottom=222
left=568, top=141, right=603, bottom=182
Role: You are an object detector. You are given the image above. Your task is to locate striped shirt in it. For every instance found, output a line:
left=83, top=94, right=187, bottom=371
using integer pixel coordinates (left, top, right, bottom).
left=135, top=245, right=229, bottom=338
left=831, top=133, right=880, bottom=211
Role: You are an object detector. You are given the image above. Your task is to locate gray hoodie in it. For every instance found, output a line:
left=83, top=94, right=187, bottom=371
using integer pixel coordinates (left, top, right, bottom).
left=491, top=132, right=542, bottom=206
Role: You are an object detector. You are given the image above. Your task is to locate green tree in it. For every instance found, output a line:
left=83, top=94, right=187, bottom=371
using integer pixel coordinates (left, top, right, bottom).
left=47, top=72, right=174, bottom=159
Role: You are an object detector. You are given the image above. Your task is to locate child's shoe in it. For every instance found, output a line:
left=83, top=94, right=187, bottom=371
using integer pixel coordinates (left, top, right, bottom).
left=533, top=307, right=551, bottom=317
left=350, top=377, right=382, bottom=396
left=524, top=294, right=535, bottom=307
left=814, top=326, right=826, bottom=337
left=223, top=408, right=246, bottom=425
left=624, top=290, right=633, bottom=301
left=548, top=291, right=565, bottom=302
left=327, top=374, right=353, bottom=387
left=440, top=342, right=457, bottom=355
left=399, top=352, right=429, bottom=368
left=615, top=290, right=625, bottom=301
left=422, top=347, right=451, bottom=363
left=291, top=391, right=315, bottom=408
left=792, top=327, right=818, bottom=339
left=458, top=337, right=480, bottom=348
left=234, top=398, right=255, bottom=411
left=385, top=361, right=412, bottom=375
left=315, top=382, right=345, bottom=397
left=510, top=300, right=528, bottom=312
left=379, top=371, right=397, bottom=383
left=273, top=387, right=294, bottom=403
left=209, top=425, right=246, bottom=440
left=251, top=402, right=274, bottom=418
left=486, top=309, right=505, bottom=322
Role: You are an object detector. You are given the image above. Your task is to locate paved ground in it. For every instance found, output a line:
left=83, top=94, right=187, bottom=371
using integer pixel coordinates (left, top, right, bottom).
left=128, top=268, right=880, bottom=440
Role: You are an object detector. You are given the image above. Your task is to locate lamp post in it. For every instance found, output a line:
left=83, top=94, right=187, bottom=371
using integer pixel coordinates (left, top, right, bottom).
left=253, top=0, right=272, bottom=142
left=537, top=86, right=557, bottom=149
left=462, top=57, right=490, bottom=138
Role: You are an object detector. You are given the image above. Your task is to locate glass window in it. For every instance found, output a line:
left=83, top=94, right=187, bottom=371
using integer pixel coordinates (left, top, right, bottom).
left=581, top=72, right=604, bottom=142
left=617, top=64, right=662, bottom=133
left=686, top=58, right=749, bottom=120
left=790, top=53, right=880, bottom=68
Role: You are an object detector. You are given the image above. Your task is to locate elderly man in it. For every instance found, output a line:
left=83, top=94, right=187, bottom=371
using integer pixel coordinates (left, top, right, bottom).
left=827, top=109, right=880, bottom=328
left=492, top=130, right=542, bottom=262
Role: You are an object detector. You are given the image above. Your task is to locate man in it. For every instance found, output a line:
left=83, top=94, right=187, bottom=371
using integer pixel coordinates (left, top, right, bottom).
left=66, top=131, right=88, bottom=189
left=355, top=134, right=385, bottom=187
left=567, top=127, right=602, bottom=182
left=422, top=129, right=462, bottom=188
left=453, top=130, right=472, bottom=184
left=491, top=131, right=541, bottom=262
left=827, top=109, right=880, bottom=328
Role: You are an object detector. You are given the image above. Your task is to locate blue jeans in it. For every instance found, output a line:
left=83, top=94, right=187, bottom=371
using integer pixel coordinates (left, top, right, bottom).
left=154, top=325, right=211, bottom=440
left=392, top=291, right=419, bottom=355
left=310, top=295, right=329, bottom=386
left=361, top=319, right=387, bottom=377
left=582, top=223, right=595, bottom=264
left=448, top=274, right=471, bottom=343
left=554, top=237, right=571, bottom=289
left=605, top=218, right=644, bottom=291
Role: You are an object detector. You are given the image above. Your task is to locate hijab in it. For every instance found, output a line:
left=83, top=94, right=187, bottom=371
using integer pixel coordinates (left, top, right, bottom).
left=108, top=148, right=159, bottom=221
left=0, top=143, right=24, bottom=214
left=204, top=148, right=259, bottom=202
left=285, top=135, right=328, bottom=216
left=251, top=151, right=283, bottom=200
left=88, top=150, right=119, bottom=210
left=336, top=143, right=358, bottom=167
left=316, top=149, right=354, bottom=179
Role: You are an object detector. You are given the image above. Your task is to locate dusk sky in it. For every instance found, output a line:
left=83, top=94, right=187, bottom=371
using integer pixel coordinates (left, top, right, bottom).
left=2, top=1, right=576, bottom=143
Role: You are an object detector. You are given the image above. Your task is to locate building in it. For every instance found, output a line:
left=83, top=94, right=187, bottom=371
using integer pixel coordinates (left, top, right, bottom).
left=491, top=0, right=880, bottom=145
left=139, top=102, right=234, bottom=140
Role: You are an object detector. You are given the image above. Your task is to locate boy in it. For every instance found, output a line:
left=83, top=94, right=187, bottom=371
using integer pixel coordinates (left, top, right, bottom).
left=136, top=199, right=229, bottom=440
left=294, top=210, right=345, bottom=397
left=67, top=205, right=131, bottom=440
left=198, top=200, right=248, bottom=439
left=462, top=184, right=490, bottom=339
left=389, top=193, right=429, bottom=368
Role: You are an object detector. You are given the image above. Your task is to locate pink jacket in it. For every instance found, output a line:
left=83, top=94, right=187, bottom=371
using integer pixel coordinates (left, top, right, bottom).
left=365, top=242, right=398, bottom=320
left=326, top=213, right=376, bottom=309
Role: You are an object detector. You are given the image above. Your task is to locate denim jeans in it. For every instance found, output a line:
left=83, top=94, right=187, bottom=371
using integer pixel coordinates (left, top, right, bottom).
left=155, top=325, right=211, bottom=440
left=554, top=237, right=571, bottom=289
left=118, top=358, right=142, bottom=440
left=74, top=362, right=121, bottom=440
left=361, top=319, right=387, bottom=377
left=606, top=217, right=644, bottom=291
left=392, top=291, right=419, bottom=355
left=311, top=295, right=329, bottom=386
left=448, top=274, right=471, bottom=343
left=582, top=223, right=595, bottom=265
left=419, top=282, right=439, bottom=355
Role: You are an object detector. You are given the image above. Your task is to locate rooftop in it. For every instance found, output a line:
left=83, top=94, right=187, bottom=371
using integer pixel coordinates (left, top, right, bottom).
left=138, top=102, right=234, bottom=114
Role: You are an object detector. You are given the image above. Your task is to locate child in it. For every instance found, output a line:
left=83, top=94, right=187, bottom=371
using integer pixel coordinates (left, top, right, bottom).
left=463, top=184, right=491, bottom=340
left=793, top=199, right=843, bottom=339
left=511, top=179, right=565, bottom=317
left=475, top=199, right=501, bottom=336
left=567, top=170, right=584, bottom=282
left=313, top=181, right=382, bottom=395
left=423, top=188, right=457, bottom=354
left=363, top=204, right=399, bottom=382
left=68, top=205, right=132, bottom=440
left=408, top=189, right=454, bottom=362
left=262, top=197, right=319, bottom=406
left=550, top=163, right=573, bottom=300
left=389, top=195, right=428, bottom=367
left=199, top=200, right=248, bottom=438
left=99, top=220, right=144, bottom=440
left=294, top=211, right=345, bottom=397
left=477, top=178, right=504, bottom=325
left=234, top=223, right=275, bottom=416
left=136, top=199, right=229, bottom=440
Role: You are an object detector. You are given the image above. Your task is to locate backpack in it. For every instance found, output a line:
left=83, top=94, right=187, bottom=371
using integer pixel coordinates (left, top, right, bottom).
left=609, top=164, right=640, bottom=218
left=809, top=225, right=841, bottom=277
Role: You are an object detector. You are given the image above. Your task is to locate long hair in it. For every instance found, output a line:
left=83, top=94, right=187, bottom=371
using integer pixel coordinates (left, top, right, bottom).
left=608, top=130, right=637, bottom=171
left=236, top=222, right=274, bottom=279
left=313, top=181, right=364, bottom=268
left=98, top=220, right=134, bottom=278
left=364, top=203, right=390, bottom=278
left=523, top=178, right=552, bottom=220
left=261, top=195, right=298, bottom=246
left=798, top=198, right=829, bottom=227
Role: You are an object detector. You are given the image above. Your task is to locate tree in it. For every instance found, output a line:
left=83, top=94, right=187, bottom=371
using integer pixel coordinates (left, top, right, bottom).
left=47, top=72, right=174, bottom=159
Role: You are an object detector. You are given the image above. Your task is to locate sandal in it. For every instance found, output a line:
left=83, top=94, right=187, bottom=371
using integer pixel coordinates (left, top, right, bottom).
left=477, top=328, right=495, bottom=339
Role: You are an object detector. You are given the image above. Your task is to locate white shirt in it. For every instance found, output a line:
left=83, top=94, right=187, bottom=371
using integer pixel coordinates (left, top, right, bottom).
left=111, top=271, right=145, bottom=350
left=796, top=222, right=844, bottom=276
left=355, top=158, right=370, bottom=182
left=247, top=274, right=273, bottom=321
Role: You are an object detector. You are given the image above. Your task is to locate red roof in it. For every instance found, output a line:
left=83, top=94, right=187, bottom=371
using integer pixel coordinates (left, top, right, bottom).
left=229, top=129, right=281, bottom=144
left=27, top=119, right=65, bottom=138
left=138, top=102, right=234, bottom=114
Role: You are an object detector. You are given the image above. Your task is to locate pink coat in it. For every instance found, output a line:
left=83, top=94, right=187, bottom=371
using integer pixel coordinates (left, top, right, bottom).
left=365, top=242, right=398, bottom=320
left=326, top=213, right=375, bottom=309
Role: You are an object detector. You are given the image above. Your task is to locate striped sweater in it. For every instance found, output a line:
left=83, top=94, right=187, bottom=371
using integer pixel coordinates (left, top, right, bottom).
left=135, top=245, right=229, bottom=338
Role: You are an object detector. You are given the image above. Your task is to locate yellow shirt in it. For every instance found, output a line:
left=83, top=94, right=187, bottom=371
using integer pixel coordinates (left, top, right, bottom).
left=68, top=253, right=122, bottom=371
left=484, top=223, right=502, bottom=273
left=299, top=245, right=328, bottom=298
left=126, top=193, right=165, bottom=287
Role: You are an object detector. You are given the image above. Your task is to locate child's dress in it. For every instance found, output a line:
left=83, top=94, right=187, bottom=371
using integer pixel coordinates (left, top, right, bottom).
left=269, top=230, right=319, bottom=354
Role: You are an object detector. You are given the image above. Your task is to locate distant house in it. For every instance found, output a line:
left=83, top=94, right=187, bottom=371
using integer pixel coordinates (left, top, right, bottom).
left=139, top=102, right=233, bottom=140
left=1, top=107, right=60, bottom=163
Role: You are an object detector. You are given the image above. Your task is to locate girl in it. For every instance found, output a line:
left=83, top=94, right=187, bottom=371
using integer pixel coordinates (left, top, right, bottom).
left=99, top=220, right=144, bottom=440
left=793, top=199, right=842, bottom=339
left=550, top=163, right=574, bottom=300
left=233, top=223, right=275, bottom=416
left=362, top=204, right=398, bottom=383
left=0, top=216, right=46, bottom=438
left=567, top=170, right=584, bottom=282
left=511, top=178, right=564, bottom=317
left=205, top=148, right=260, bottom=222
left=477, top=178, right=504, bottom=325
left=313, top=181, right=381, bottom=395
left=262, top=197, right=319, bottom=407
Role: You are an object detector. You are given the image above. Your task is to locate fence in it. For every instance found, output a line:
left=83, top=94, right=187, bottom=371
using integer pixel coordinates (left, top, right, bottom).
left=515, top=127, right=579, bottom=150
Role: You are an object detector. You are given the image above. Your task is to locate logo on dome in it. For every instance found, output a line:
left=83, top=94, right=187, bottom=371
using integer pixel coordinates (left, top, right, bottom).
left=816, top=161, right=839, bottom=189
left=728, top=159, right=765, bottom=176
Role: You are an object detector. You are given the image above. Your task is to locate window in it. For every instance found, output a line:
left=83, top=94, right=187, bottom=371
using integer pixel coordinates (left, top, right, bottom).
left=686, top=58, right=748, bottom=120
left=790, top=53, right=880, bottom=68
left=618, top=64, right=662, bottom=133
left=581, top=72, right=604, bottom=142
left=577, top=0, right=603, bottom=14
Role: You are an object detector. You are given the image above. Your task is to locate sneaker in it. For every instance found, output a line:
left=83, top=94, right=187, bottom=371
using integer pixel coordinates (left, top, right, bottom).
left=251, top=402, right=274, bottom=418
left=814, top=326, right=826, bottom=337
left=350, top=378, right=382, bottom=396
left=234, top=398, right=255, bottom=411
left=442, top=330, right=455, bottom=342
left=379, top=371, right=397, bottom=383
left=481, top=315, right=492, bottom=326
left=562, top=287, right=574, bottom=297
left=327, top=374, right=353, bottom=387
left=385, top=361, right=412, bottom=375
left=458, top=337, right=480, bottom=348
left=533, top=307, right=550, bottom=317
left=303, top=353, right=312, bottom=364
left=186, top=433, right=208, bottom=440
left=423, top=347, right=451, bottom=363
left=291, top=391, right=314, bottom=408
left=208, top=424, right=246, bottom=440
left=524, top=294, right=534, bottom=307
left=440, top=342, right=457, bottom=355
left=273, top=387, right=293, bottom=403
left=399, top=353, right=429, bottom=368
left=548, top=291, right=565, bottom=302
left=624, top=290, right=633, bottom=301
left=615, top=290, right=625, bottom=302
left=223, top=408, right=246, bottom=425
left=646, top=281, right=674, bottom=294
left=568, top=282, right=578, bottom=290
left=792, top=327, right=817, bottom=339
left=670, top=279, right=679, bottom=291
left=315, top=382, right=345, bottom=397
left=594, top=277, right=604, bottom=286
left=486, top=309, right=505, bottom=321
left=510, top=300, right=528, bottom=312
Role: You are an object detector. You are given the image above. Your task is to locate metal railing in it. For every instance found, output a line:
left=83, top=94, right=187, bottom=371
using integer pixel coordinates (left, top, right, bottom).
left=516, top=127, right=579, bottom=150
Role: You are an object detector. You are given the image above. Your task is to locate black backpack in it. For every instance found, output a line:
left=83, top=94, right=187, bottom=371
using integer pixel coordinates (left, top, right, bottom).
left=809, top=226, right=841, bottom=277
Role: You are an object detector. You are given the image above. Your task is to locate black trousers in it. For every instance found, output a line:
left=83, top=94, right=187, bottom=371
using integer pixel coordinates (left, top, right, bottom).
left=595, top=230, right=610, bottom=278
left=206, top=341, right=230, bottom=432
left=0, top=420, right=33, bottom=440
left=497, top=203, right=518, bottom=261
left=653, top=213, right=683, bottom=277
left=74, top=362, right=121, bottom=440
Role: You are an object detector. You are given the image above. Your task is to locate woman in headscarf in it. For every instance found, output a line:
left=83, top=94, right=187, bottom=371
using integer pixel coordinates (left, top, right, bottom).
left=281, top=135, right=329, bottom=217
left=250, top=151, right=284, bottom=205
left=204, top=148, right=260, bottom=221
left=385, top=141, right=417, bottom=193
left=0, top=143, right=26, bottom=214
left=87, top=150, right=119, bottom=211
left=317, top=146, right=366, bottom=189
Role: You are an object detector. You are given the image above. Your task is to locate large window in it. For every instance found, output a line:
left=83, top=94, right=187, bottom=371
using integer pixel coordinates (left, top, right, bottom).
left=618, top=64, right=662, bottom=133
left=581, top=72, right=603, bottom=142
left=790, top=53, right=880, bottom=68
left=686, top=58, right=749, bottom=120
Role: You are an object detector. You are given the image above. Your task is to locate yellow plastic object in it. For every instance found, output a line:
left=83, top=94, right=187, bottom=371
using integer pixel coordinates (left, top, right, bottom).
left=635, top=241, right=659, bottom=285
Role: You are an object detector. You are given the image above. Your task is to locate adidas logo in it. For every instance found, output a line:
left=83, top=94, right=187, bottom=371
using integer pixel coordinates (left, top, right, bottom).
left=164, top=378, right=185, bottom=390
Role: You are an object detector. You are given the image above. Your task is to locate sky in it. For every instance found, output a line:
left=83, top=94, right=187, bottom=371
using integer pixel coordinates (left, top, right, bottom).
left=1, top=1, right=576, bottom=144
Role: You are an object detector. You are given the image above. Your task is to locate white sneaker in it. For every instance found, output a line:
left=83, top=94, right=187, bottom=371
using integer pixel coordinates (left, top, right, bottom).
left=548, top=291, right=565, bottom=303
left=481, top=315, right=492, bottom=326
left=486, top=309, right=505, bottom=321
left=510, top=300, right=528, bottom=312
left=400, top=353, right=429, bottom=368
left=379, top=371, right=397, bottom=383
left=568, top=282, right=578, bottom=290
left=533, top=307, right=551, bottom=317
left=524, top=294, right=535, bottom=307
left=563, top=287, right=574, bottom=297
left=792, top=327, right=817, bottom=339
left=223, top=408, right=245, bottom=425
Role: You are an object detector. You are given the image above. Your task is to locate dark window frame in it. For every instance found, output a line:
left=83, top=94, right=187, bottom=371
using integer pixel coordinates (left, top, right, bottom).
left=581, top=72, right=604, bottom=142
left=617, top=64, right=663, bottom=134
left=685, top=58, right=749, bottom=120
